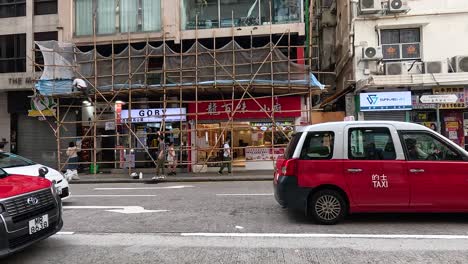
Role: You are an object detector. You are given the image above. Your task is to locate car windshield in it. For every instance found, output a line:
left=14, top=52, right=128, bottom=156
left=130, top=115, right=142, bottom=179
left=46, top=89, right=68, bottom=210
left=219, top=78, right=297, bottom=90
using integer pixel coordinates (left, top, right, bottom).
left=0, top=152, right=36, bottom=168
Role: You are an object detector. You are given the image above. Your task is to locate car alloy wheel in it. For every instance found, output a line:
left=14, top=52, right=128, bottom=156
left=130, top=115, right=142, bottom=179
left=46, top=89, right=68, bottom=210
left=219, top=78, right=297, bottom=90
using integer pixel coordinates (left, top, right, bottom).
left=310, top=190, right=347, bottom=225
left=315, top=195, right=341, bottom=221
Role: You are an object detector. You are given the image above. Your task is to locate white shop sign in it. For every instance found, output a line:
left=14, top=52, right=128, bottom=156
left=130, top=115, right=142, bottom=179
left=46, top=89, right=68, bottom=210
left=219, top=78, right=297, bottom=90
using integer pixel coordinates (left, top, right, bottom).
left=121, top=108, right=186, bottom=123
left=360, top=92, right=412, bottom=111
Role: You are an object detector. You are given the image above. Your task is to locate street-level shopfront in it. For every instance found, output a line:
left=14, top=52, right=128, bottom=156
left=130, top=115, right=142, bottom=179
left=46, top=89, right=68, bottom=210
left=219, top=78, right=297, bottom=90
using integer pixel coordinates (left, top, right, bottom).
left=79, top=103, right=189, bottom=170
left=358, top=88, right=468, bottom=150
left=118, top=107, right=188, bottom=169
left=359, top=91, right=412, bottom=122
left=187, top=96, right=303, bottom=170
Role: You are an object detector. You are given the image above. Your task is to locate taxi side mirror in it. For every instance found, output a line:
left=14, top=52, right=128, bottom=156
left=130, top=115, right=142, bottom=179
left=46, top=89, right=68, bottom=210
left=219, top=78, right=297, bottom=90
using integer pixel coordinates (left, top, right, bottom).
left=38, top=167, right=49, bottom=178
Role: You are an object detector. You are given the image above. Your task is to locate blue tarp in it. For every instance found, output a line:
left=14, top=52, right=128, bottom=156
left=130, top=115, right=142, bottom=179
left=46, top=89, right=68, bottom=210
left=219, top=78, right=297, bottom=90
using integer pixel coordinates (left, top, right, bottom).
left=36, top=74, right=324, bottom=96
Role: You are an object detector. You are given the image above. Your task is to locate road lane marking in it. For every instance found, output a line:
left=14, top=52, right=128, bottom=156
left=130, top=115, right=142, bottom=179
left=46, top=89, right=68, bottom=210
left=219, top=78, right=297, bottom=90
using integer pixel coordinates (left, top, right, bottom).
left=64, top=206, right=169, bottom=214
left=94, top=185, right=194, bottom=190
left=72, top=195, right=157, bottom=197
left=180, top=233, right=468, bottom=240
left=57, top=232, right=75, bottom=235
left=216, top=193, right=273, bottom=196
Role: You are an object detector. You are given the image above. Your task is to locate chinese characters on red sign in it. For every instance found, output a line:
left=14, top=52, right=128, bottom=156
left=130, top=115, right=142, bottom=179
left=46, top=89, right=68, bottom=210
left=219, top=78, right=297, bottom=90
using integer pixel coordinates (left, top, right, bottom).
left=187, top=96, right=302, bottom=120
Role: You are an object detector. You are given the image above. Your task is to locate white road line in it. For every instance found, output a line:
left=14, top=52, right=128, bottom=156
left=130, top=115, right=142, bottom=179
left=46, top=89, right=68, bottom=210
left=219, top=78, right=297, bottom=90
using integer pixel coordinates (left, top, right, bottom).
left=94, top=185, right=194, bottom=190
left=57, top=232, right=75, bottom=235
left=216, top=193, right=273, bottom=196
left=180, top=233, right=468, bottom=240
left=64, top=206, right=169, bottom=214
left=72, top=195, right=157, bottom=197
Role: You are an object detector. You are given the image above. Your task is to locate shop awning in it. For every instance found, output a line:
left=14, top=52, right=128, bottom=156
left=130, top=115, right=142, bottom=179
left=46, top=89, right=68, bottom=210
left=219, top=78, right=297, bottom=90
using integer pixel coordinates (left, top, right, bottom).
left=319, top=86, right=354, bottom=108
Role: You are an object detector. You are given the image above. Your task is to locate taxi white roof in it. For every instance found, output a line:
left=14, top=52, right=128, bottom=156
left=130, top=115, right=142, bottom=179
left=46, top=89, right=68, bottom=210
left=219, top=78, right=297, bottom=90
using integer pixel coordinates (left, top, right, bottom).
left=297, top=121, right=431, bottom=133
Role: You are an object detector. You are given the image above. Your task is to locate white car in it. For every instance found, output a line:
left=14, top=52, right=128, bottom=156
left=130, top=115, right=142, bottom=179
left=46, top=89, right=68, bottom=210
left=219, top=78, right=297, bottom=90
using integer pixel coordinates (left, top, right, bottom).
left=0, top=152, right=71, bottom=199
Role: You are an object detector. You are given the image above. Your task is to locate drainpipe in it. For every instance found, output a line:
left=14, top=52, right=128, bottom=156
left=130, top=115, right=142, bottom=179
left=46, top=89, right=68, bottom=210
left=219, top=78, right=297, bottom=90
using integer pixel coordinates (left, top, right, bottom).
left=305, top=0, right=310, bottom=61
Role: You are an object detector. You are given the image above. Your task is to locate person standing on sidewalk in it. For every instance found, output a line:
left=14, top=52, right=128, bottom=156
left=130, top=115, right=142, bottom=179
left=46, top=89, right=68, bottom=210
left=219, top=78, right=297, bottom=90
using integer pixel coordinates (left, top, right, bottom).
left=66, top=141, right=81, bottom=180
left=153, top=136, right=166, bottom=180
left=218, top=139, right=231, bottom=174
left=167, top=142, right=177, bottom=175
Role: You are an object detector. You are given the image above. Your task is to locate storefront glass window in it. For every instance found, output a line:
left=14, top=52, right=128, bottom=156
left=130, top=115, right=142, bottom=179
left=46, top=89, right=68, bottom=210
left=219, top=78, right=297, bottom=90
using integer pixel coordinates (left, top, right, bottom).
left=195, top=121, right=294, bottom=165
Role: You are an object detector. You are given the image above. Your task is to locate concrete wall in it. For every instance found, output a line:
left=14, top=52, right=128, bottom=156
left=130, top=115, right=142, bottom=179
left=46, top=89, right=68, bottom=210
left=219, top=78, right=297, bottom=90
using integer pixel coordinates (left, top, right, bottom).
left=0, top=0, right=58, bottom=91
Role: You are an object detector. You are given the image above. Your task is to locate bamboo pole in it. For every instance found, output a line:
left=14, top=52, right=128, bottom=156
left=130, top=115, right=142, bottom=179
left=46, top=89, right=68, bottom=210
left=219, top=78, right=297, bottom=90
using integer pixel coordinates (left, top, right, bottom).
left=194, top=14, right=199, bottom=172
left=93, top=12, right=98, bottom=177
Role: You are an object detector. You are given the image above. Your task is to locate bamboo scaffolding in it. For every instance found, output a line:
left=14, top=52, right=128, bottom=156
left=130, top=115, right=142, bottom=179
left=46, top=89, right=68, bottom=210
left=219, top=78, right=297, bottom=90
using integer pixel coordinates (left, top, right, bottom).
left=30, top=1, right=322, bottom=177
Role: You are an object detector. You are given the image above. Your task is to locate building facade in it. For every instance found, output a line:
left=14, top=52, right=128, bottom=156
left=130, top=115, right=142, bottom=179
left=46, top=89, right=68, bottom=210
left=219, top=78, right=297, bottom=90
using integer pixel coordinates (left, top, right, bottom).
left=0, top=0, right=65, bottom=167
left=36, top=0, right=323, bottom=173
left=336, top=0, right=468, bottom=149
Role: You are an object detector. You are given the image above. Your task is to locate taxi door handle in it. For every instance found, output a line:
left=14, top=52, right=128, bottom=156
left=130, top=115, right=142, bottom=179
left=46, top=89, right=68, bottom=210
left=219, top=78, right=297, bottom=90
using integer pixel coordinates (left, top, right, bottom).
left=347, top=168, right=362, bottom=173
left=409, top=169, right=425, bottom=173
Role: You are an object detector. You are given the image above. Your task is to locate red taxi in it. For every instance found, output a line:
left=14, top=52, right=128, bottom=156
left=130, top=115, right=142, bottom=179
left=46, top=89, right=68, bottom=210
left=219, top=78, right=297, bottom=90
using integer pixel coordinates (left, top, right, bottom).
left=274, top=121, right=468, bottom=224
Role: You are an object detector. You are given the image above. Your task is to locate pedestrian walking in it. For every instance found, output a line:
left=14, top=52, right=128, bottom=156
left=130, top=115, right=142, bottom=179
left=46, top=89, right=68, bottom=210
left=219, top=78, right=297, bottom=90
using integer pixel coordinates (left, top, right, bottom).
left=167, top=142, right=177, bottom=175
left=153, top=136, right=166, bottom=180
left=218, top=139, right=231, bottom=174
left=66, top=142, right=80, bottom=180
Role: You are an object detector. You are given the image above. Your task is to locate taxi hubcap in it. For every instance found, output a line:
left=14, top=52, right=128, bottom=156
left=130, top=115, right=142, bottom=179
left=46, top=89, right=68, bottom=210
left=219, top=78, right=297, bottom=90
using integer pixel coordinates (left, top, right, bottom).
left=315, top=195, right=341, bottom=221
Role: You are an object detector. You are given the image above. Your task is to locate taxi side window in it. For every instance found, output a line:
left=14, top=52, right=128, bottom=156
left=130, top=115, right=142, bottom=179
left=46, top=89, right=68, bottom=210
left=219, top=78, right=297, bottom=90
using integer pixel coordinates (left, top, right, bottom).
left=300, top=132, right=334, bottom=160
left=349, top=127, right=396, bottom=160
left=401, top=132, right=463, bottom=161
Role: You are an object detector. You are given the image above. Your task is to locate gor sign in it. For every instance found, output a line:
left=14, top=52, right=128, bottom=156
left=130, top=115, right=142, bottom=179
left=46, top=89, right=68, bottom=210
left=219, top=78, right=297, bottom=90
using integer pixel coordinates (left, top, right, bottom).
left=121, top=108, right=186, bottom=123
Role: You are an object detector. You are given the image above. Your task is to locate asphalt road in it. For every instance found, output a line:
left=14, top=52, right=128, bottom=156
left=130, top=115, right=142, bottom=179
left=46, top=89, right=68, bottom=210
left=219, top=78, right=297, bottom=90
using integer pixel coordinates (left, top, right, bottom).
left=4, top=181, right=468, bottom=263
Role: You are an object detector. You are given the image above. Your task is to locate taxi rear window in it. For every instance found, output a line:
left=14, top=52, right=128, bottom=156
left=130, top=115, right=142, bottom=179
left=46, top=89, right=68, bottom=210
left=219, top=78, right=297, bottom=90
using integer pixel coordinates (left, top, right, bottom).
left=284, top=132, right=302, bottom=159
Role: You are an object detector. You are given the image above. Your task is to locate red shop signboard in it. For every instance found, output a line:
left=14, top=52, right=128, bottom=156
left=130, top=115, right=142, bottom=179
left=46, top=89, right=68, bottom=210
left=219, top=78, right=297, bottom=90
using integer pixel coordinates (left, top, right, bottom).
left=188, top=96, right=302, bottom=120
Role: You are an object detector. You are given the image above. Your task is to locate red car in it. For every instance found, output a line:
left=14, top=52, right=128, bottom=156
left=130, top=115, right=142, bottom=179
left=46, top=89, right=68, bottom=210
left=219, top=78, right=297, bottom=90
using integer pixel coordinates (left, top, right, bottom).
left=274, top=121, right=468, bottom=224
left=0, top=168, right=63, bottom=257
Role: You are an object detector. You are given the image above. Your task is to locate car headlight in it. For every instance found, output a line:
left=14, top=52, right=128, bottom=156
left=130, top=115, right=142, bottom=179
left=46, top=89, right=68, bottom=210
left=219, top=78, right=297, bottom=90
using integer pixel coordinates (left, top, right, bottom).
left=51, top=180, right=58, bottom=196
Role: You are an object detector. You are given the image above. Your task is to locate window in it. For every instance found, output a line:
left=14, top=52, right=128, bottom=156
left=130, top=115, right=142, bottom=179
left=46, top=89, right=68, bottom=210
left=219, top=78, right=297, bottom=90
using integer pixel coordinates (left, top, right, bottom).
left=401, top=132, right=463, bottom=161
left=349, top=127, right=396, bottom=160
left=181, top=0, right=301, bottom=30
left=0, top=0, right=25, bottom=18
left=74, top=0, right=161, bottom=36
left=381, top=28, right=421, bottom=60
left=34, top=0, right=57, bottom=15
left=0, top=152, right=35, bottom=168
left=34, top=31, right=58, bottom=71
left=0, top=34, right=26, bottom=73
left=300, top=132, right=334, bottom=160
left=284, top=132, right=302, bottom=159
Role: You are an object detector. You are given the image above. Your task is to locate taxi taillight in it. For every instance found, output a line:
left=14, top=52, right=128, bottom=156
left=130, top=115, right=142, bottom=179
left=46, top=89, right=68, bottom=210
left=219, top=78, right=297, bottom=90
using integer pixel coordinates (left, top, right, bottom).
left=281, top=159, right=297, bottom=177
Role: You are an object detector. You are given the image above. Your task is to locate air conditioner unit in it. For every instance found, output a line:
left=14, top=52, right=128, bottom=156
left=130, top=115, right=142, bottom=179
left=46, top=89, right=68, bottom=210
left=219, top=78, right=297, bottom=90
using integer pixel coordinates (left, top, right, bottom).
left=450, top=56, right=468, bottom=72
left=388, top=0, right=409, bottom=13
left=424, top=61, right=448, bottom=74
left=385, top=61, right=423, bottom=75
left=359, top=0, right=382, bottom=14
left=362, top=46, right=383, bottom=61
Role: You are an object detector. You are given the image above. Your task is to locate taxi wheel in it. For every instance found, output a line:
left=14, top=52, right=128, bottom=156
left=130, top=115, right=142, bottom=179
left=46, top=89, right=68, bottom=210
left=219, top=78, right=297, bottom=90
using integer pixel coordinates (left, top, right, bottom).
left=309, top=190, right=347, bottom=225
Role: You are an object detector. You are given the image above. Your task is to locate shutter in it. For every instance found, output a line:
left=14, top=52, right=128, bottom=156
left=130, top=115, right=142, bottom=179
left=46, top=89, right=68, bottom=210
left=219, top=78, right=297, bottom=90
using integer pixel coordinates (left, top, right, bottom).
left=17, top=115, right=57, bottom=168
left=363, top=111, right=407, bottom=122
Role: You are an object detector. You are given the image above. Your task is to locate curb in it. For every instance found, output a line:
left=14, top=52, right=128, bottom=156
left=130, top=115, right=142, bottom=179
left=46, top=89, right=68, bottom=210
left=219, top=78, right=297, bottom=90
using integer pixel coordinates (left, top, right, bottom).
left=70, top=176, right=273, bottom=184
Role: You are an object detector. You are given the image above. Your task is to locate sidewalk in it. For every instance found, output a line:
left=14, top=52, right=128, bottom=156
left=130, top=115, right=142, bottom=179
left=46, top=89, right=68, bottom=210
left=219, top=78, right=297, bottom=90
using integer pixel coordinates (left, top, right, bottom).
left=69, top=170, right=274, bottom=184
